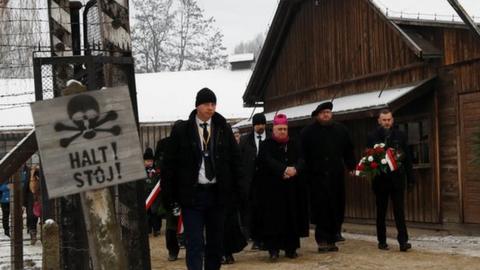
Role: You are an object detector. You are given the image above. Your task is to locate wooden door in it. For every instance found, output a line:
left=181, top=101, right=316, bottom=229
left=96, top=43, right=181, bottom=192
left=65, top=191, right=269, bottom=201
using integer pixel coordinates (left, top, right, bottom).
left=460, top=92, right=480, bottom=224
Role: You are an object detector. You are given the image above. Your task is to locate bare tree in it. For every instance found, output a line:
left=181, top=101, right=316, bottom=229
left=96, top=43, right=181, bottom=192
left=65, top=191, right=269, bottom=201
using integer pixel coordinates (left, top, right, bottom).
left=132, top=0, right=227, bottom=73
left=0, top=0, right=45, bottom=78
left=199, top=30, right=227, bottom=70
left=132, top=0, right=175, bottom=73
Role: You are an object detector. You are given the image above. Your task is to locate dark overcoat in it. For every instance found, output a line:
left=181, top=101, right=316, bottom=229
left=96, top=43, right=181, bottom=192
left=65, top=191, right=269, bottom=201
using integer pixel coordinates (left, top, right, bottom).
left=239, top=132, right=257, bottom=186
left=253, top=138, right=309, bottom=239
left=300, top=121, right=356, bottom=225
left=160, top=110, right=244, bottom=209
left=367, top=126, right=415, bottom=191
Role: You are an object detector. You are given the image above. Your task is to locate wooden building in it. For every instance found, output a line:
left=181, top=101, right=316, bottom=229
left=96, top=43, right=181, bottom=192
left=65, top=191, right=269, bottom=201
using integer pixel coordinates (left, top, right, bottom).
left=238, top=0, right=480, bottom=226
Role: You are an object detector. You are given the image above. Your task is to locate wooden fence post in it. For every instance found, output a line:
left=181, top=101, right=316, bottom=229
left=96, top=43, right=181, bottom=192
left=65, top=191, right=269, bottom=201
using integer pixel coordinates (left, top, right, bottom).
left=42, top=219, right=60, bottom=270
left=80, top=191, right=128, bottom=269
left=62, top=82, right=128, bottom=270
left=10, top=170, right=23, bottom=270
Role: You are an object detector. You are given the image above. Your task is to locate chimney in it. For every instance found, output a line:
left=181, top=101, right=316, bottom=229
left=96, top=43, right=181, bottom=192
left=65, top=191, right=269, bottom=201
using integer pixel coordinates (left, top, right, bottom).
left=228, top=53, right=255, bottom=71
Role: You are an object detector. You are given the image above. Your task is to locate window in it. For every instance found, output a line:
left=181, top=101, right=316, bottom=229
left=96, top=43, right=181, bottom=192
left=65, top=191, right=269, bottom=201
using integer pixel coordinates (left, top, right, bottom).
left=397, top=119, right=430, bottom=165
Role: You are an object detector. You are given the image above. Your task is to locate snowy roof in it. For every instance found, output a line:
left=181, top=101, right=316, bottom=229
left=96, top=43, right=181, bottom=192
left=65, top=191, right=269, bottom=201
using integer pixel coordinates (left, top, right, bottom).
left=0, top=79, right=35, bottom=131
left=228, top=53, right=255, bottom=63
left=136, top=69, right=253, bottom=122
left=0, top=69, right=254, bottom=131
left=234, top=79, right=430, bottom=128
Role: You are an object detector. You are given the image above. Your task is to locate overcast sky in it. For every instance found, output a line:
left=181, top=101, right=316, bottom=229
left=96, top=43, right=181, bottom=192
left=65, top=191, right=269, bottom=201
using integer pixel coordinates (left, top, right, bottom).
left=197, top=0, right=480, bottom=54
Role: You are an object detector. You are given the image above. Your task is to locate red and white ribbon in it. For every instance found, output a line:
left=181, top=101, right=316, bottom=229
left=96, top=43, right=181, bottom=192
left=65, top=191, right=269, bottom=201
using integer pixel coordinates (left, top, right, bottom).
left=177, top=213, right=184, bottom=234
left=355, top=161, right=363, bottom=176
left=385, top=148, right=398, bottom=171
left=145, top=181, right=161, bottom=210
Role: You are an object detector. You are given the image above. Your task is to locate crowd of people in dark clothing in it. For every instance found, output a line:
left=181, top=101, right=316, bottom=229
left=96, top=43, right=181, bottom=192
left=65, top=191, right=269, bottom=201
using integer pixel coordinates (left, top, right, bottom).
left=143, top=87, right=414, bottom=270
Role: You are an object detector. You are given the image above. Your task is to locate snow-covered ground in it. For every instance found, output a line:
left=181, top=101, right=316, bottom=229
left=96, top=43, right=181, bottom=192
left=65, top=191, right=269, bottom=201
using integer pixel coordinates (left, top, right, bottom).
left=0, top=224, right=42, bottom=270
left=344, top=232, right=480, bottom=258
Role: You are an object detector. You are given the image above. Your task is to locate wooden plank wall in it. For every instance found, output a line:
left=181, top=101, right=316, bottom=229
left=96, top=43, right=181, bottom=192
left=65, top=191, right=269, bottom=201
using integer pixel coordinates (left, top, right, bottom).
left=139, top=124, right=173, bottom=153
left=264, top=0, right=425, bottom=112
left=443, top=28, right=480, bottom=65
left=459, top=92, right=480, bottom=224
left=437, top=60, right=480, bottom=223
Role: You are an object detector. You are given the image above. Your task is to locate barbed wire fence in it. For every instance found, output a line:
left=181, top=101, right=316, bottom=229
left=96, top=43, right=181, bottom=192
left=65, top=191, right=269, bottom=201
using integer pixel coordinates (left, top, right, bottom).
left=0, top=1, right=111, bottom=269
left=372, top=0, right=480, bottom=23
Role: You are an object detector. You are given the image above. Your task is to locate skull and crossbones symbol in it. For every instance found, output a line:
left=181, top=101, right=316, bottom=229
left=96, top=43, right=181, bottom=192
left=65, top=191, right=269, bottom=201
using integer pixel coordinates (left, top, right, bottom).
left=54, top=94, right=122, bottom=148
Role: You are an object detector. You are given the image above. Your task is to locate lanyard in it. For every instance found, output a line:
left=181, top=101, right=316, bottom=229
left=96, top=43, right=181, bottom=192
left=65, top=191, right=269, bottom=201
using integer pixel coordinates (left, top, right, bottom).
left=199, top=124, right=211, bottom=151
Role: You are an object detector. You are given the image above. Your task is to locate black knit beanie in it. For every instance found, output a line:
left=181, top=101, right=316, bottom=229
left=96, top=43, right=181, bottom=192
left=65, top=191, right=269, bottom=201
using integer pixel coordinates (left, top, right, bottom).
left=195, top=87, right=217, bottom=107
left=143, top=147, right=154, bottom=160
left=252, top=113, right=266, bottom=126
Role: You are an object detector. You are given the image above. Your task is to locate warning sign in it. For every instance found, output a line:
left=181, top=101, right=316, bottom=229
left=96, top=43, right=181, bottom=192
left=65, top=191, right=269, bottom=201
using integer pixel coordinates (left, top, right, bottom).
left=30, top=86, right=145, bottom=198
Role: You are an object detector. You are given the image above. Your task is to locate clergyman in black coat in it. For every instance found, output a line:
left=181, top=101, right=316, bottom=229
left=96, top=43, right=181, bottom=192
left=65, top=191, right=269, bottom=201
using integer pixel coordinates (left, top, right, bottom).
left=255, top=114, right=309, bottom=260
left=161, top=88, right=243, bottom=270
left=367, top=108, right=414, bottom=252
left=300, top=101, right=356, bottom=252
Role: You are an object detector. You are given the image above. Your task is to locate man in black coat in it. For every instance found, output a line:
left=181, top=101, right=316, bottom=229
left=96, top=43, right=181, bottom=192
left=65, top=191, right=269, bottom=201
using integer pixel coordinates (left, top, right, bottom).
left=367, top=109, right=414, bottom=252
left=161, top=88, right=243, bottom=270
left=300, top=101, right=356, bottom=252
left=238, top=113, right=268, bottom=248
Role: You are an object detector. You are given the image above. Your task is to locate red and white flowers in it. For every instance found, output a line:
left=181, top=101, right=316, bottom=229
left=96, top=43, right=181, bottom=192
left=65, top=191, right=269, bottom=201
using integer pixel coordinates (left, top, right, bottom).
left=355, top=143, right=401, bottom=179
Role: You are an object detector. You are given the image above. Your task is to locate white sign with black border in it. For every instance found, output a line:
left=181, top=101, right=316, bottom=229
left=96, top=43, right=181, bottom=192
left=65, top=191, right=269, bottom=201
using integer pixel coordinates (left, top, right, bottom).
left=30, top=86, right=145, bottom=198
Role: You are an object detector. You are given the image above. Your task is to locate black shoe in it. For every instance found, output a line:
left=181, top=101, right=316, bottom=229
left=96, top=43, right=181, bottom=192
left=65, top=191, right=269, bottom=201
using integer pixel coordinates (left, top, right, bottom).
left=168, top=253, right=178, bottom=261
left=327, top=243, right=339, bottom=252
left=318, top=242, right=329, bottom=253
left=153, top=231, right=160, bottom=237
left=225, top=254, right=235, bottom=264
left=335, top=233, right=345, bottom=242
left=378, top=243, right=389, bottom=250
left=399, top=242, right=412, bottom=252
left=285, top=250, right=298, bottom=259
left=269, top=250, right=279, bottom=261
left=251, top=242, right=260, bottom=250
left=4, top=229, right=9, bottom=237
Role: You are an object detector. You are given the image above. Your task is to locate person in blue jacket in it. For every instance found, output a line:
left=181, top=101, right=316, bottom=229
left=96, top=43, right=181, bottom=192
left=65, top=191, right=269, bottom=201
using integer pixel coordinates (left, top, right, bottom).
left=0, top=181, right=10, bottom=237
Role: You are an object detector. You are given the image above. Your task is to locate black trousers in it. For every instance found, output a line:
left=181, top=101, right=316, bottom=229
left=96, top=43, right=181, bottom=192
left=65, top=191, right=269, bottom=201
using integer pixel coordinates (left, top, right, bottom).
left=335, top=179, right=346, bottom=236
left=183, top=188, right=225, bottom=270
left=166, top=229, right=180, bottom=255
left=147, top=208, right=162, bottom=233
left=313, top=180, right=344, bottom=245
left=314, top=220, right=336, bottom=245
left=165, top=212, right=180, bottom=255
left=1, top=203, right=9, bottom=232
left=373, top=176, right=408, bottom=245
left=26, top=202, right=38, bottom=232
